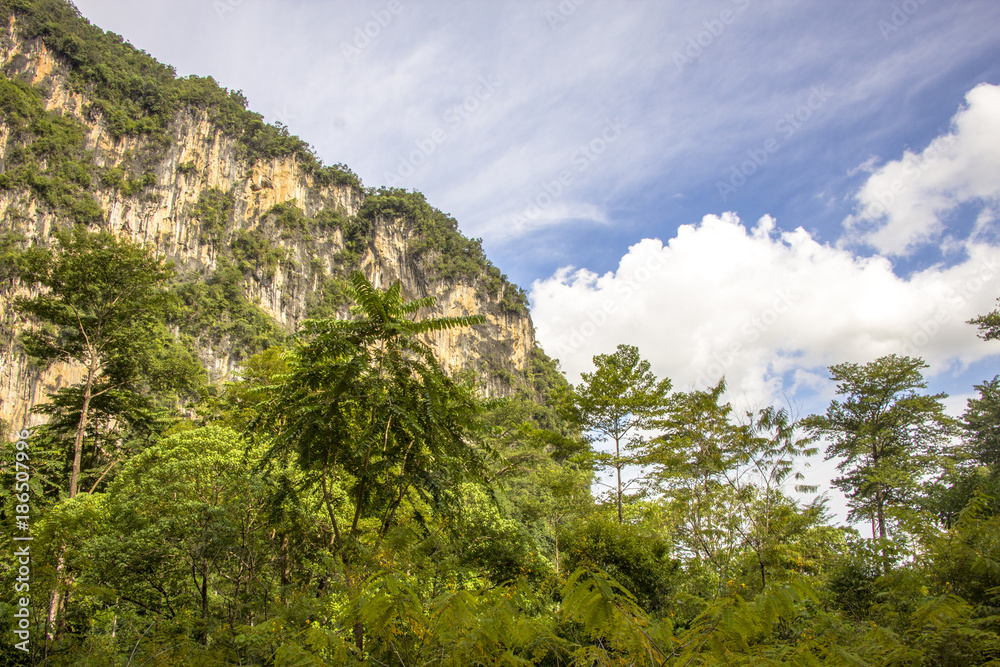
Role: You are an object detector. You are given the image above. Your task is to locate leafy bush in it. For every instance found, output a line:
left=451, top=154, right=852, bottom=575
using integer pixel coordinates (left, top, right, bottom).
left=176, top=160, right=198, bottom=176
left=265, top=200, right=308, bottom=232
left=560, top=516, right=680, bottom=613
left=99, top=165, right=156, bottom=196
left=170, top=262, right=283, bottom=358
left=191, top=187, right=234, bottom=244
left=230, top=230, right=286, bottom=279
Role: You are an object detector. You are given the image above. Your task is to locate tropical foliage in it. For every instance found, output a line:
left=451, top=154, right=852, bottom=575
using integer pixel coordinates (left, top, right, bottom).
left=4, top=230, right=1000, bottom=665
left=2, top=1, right=1000, bottom=664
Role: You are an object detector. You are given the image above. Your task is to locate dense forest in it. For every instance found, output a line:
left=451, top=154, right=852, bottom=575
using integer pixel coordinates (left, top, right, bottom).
left=1, top=228, right=1000, bottom=665
left=1, top=0, right=1000, bottom=665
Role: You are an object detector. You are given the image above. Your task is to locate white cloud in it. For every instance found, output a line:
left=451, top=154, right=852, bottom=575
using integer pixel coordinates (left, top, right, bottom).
left=531, top=212, right=1000, bottom=409
left=845, top=83, right=1000, bottom=255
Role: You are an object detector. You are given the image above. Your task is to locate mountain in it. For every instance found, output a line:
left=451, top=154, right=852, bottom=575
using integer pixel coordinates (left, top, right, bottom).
left=0, top=0, right=544, bottom=429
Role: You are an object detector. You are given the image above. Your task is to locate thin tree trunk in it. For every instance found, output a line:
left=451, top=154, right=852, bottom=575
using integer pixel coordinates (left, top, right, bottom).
left=321, top=460, right=363, bottom=653
left=198, top=560, right=209, bottom=645
left=615, top=436, right=623, bottom=525
left=876, top=488, right=890, bottom=574
left=876, top=490, right=886, bottom=540
left=45, top=554, right=64, bottom=642
left=69, top=363, right=96, bottom=499
left=555, top=533, right=560, bottom=575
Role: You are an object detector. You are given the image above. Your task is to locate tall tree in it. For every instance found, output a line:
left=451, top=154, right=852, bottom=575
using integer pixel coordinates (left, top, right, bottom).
left=13, top=227, right=184, bottom=646
left=962, top=375, right=1000, bottom=470
left=259, top=271, right=491, bottom=651
left=573, top=344, right=671, bottom=524
left=727, top=406, right=819, bottom=587
left=645, top=379, right=742, bottom=581
left=15, top=227, right=174, bottom=498
left=802, top=354, right=955, bottom=545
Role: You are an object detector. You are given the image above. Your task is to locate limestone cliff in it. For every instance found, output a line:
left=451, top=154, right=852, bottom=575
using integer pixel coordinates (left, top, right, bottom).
left=0, top=7, right=536, bottom=430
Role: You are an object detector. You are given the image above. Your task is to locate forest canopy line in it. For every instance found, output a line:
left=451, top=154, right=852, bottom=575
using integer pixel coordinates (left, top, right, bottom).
left=1, top=228, right=1000, bottom=665
left=0, top=0, right=999, bottom=665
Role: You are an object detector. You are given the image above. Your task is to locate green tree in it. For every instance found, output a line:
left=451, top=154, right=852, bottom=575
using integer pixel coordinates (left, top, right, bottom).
left=967, top=298, right=1000, bottom=342
left=645, top=379, right=743, bottom=588
left=962, top=375, right=1000, bottom=470
left=802, top=355, right=956, bottom=545
left=573, top=344, right=671, bottom=524
left=727, top=406, right=819, bottom=588
left=13, top=227, right=182, bottom=643
left=559, top=515, right=679, bottom=613
left=14, top=227, right=175, bottom=499
left=258, top=270, right=492, bottom=651
left=78, top=425, right=269, bottom=644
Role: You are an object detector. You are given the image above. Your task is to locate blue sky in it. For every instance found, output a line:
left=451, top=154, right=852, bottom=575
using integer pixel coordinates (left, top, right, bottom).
left=70, top=0, right=1000, bottom=520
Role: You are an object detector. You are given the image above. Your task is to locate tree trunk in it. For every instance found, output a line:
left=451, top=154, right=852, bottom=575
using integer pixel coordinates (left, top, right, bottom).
left=45, top=555, right=64, bottom=642
left=615, top=436, right=623, bottom=525
left=554, top=533, right=560, bottom=575
left=876, top=490, right=886, bottom=540
left=200, top=561, right=209, bottom=645
left=69, top=362, right=96, bottom=499
left=875, top=488, right=890, bottom=575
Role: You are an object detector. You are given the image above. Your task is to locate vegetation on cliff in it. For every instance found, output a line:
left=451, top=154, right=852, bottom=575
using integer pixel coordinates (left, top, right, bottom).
left=358, top=188, right=529, bottom=314
left=5, top=3, right=1000, bottom=665
left=1, top=0, right=360, bottom=186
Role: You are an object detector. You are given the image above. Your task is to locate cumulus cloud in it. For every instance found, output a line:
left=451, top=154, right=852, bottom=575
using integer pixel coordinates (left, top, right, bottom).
left=845, top=83, right=1000, bottom=255
left=531, top=212, right=1000, bottom=408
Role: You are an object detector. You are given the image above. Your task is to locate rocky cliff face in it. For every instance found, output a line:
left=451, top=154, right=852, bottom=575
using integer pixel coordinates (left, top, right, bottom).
left=0, top=18, right=536, bottom=430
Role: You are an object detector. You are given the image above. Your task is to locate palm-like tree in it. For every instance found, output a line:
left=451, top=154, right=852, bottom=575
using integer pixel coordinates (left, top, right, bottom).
left=263, top=270, right=489, bottom=548
left=259, top=271, right=491, bottom=651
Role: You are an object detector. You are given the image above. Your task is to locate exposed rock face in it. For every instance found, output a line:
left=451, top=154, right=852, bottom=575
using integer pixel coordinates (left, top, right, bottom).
left=0, top=22, right=536, bottom=430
